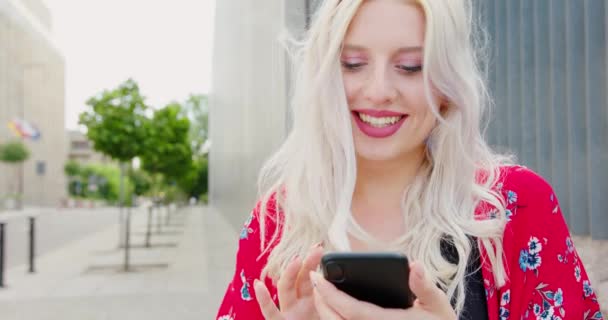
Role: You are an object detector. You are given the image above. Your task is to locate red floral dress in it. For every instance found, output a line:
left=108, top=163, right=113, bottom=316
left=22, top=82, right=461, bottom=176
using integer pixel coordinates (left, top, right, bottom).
left=216, top=166, right=604, bottom=320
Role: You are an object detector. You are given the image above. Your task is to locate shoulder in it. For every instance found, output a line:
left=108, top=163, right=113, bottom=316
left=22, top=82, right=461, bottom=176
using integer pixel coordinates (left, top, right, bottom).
left=494, top=165, right=558, bottom=223
left=497, top=165, right=555, bottom=207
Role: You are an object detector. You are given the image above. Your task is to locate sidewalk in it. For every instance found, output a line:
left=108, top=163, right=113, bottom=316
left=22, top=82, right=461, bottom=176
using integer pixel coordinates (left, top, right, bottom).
left=0, top=205, right=240, bottom=320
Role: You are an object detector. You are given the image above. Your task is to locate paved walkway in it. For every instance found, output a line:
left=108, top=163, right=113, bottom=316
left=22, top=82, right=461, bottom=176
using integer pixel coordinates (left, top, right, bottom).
left=0, top=205, right=239, bottom=320
left=0, top=205, right=604, bottom=319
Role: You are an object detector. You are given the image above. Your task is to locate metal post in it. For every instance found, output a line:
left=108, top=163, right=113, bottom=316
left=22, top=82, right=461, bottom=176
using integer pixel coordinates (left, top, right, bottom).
left=28, top=217, right=35, bottom=273
left=165, top=205, right=170, bottom=226
left=123, top=208, right=131, bottom=271
left=0, top=223, right=5, bottom=287
left=156, top=204, right=162, bottom=234
left=118, top=163, right=125, bottom=247
left=145, top=206, right=152, bottom=248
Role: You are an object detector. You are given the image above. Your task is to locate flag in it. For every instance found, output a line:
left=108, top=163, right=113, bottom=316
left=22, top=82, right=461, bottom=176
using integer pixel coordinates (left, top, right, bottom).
left=7, top=118, right=41, bottom=140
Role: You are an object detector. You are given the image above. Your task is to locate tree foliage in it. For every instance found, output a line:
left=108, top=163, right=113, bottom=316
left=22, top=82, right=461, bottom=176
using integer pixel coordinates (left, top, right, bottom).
left=181, top=94, right=209, bottom=155
left=141, top=103, right=192, bottom=180
left=79, top=79, right=149, bottom=162
left=0, top=140, right=30, bottom=164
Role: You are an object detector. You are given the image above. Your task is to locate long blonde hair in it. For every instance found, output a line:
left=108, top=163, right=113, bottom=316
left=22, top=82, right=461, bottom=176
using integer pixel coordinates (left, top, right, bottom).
left=257, top=0, right=511, bottom=315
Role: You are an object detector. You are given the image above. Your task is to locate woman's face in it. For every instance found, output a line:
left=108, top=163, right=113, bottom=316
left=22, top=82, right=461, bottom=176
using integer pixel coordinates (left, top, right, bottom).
left=341, top=0, right=438, bottom=162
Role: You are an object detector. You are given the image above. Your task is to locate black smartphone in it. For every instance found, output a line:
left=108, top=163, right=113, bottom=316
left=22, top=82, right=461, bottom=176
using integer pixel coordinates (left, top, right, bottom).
left=320, top=252, right=415, bottom=309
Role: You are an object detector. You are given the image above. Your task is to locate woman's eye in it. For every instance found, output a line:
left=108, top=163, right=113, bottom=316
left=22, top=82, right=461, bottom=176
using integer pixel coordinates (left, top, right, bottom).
left=341, top=62, right=365, bottom=71
left=397, top=65, right=423, bottom=73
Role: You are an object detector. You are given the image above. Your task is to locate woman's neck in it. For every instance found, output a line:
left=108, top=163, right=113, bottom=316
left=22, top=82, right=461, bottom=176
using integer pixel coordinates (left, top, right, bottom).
left=353, top=146, right=426, bottom=208
left=350, top=146, right=426, bottom=246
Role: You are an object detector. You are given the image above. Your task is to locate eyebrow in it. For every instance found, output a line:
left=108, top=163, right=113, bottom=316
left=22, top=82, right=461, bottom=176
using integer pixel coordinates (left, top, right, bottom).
left=342, top=44, right=423, bottom=53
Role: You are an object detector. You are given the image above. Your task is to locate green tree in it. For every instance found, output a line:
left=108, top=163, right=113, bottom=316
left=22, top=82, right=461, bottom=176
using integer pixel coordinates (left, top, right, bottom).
left=179, top=94, right=209, bottom=201
left=181, top=94, right=208, bottom=155
left=79, top=78, right=148, bottom=203
left=129, top=168, right=152, bottom=196
left=64, top=160, right=82, bottom=177
left=178, top=156, right=208, bottom=200
left=141, top=103, right=193, bottom=187
left=79, top=79, right=148, bottom=163
left=0, top=140, right=30, bottom=208
left=0, top=141, right=30, bottom=163
left=79, top=79, right=148, bottom=262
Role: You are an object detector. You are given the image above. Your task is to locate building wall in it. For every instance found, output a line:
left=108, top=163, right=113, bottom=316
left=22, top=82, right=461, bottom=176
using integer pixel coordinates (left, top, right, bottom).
left=68, top=130, right=110, bottom=165
left=0, top=0, right=67, bottom=207
left=478, top=0, right=608, bottom=239
left=210, top=0, right=311, bottom=229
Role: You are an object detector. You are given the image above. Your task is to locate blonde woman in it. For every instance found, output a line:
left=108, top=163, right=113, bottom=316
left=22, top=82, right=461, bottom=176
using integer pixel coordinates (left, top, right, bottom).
left=216, top=0, right=604, bottom=319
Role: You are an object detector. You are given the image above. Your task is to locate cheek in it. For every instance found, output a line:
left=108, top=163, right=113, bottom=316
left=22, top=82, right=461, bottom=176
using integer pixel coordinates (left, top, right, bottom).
left=342, top=74, right=360, bottom=105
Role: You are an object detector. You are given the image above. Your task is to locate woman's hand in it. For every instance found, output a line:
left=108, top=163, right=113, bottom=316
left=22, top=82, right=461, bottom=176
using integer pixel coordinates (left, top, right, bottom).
left=254, top=243, right=324, bottom=320
left=310, top=262, right=457, bottom=320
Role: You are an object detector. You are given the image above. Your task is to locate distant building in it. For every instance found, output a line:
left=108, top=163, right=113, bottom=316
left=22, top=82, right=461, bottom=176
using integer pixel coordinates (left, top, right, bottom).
left=0, top=0, right=67, bottom=207
left=67, top=131, right=111, bottom=165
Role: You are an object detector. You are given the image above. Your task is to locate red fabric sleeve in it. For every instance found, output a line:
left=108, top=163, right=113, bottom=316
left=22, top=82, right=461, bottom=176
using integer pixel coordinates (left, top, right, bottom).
left=216, top=201, right=280, bottom=320
left=495, top=166, right=604, bottom=320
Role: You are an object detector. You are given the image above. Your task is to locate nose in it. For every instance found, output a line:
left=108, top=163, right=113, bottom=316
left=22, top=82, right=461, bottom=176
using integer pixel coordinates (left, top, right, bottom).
left=363, top=66, right=397, bottom=106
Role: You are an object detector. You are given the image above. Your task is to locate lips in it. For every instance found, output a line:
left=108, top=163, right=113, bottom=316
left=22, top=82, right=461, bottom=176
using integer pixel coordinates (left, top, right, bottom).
left=351, top=109, right=408, bottom=139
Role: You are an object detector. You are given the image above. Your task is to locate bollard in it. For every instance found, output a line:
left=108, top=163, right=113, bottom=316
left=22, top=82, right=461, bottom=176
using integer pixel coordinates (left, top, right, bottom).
left=145, top=206, right=152, bottom=247
left=0, top=223, right=5, bottom=287
left=123, top=208, right=131, bottom=271
left=165, top=205, right=170, bottom=226
left=28, top=217, right=36, bottom=273
left=156, top=205, right=162, bottom=234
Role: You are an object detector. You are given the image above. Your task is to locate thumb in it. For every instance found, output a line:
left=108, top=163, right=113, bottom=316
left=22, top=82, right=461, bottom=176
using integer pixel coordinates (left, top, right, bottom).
left=408, top=262, right=451, bottom=312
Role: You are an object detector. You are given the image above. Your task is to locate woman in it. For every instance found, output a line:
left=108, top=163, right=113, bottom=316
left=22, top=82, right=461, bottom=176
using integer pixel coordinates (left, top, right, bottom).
left=217, top=0, right=604, bottom=319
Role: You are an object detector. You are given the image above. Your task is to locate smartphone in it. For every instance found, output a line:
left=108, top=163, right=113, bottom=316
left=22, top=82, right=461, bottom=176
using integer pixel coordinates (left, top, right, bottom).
left=320, top=252, right=415, bottom=309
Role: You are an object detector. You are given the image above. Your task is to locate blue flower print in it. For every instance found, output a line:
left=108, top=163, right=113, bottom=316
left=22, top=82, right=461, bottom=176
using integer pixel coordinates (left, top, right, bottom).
left=527, top=252, right=542, bottom=270
left=217, top=315, right=234, bottom=320
left=240, top=270, right=253, bottom=301
left=583, top=280, right=594, bottom=298
left=528, top=237, right=543, bottom=254
left=534, top=284, right=567, bottom=320
left=584, top=310, right=604, bottom=320
left=507, top=190, right=518, bottom=204
left=566, top=237, right=574, bottom=253
left=240, top=216, right=254, bottom=240
left=554, top=288, right=564, bottom=307
left=575, top=265, right=582, bottom=282
left=501, top=289, right=510, bottom=306
left=505, top=209, right=513, bottom=221
left=499, top=290, right=511, bottom=320
left=539, top=306, right=554, bottom=320
left=499, top=307, right=510, bottom=320
left=520, top=236, right=543, bottom=274
left=519, top=250, right=529, bottom=272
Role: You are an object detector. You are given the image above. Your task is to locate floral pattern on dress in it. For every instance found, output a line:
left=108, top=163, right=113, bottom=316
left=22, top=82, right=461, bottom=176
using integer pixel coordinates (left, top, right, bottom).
left=239, top=215, right=254, bottom=240
left=240, top=269, right=253, bottom=301
left=518, top=236, right=544, bottom=276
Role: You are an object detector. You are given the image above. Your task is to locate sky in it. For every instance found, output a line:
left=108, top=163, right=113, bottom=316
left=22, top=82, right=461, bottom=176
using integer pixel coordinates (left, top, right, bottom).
left=43, top=0, right=216, bottom=130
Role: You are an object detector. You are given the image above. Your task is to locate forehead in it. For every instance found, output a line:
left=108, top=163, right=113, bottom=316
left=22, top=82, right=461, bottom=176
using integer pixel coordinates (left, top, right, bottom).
left=343, top=0, right=426, bottom=50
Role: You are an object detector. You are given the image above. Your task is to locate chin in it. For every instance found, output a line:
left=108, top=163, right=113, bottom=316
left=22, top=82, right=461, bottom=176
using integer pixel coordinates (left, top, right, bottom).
left=354, top=142, right=408, bottom=162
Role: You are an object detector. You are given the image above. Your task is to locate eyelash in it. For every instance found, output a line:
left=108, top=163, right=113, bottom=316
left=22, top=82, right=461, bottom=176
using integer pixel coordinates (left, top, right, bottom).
left=340, top=62, right=423, bottom=74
